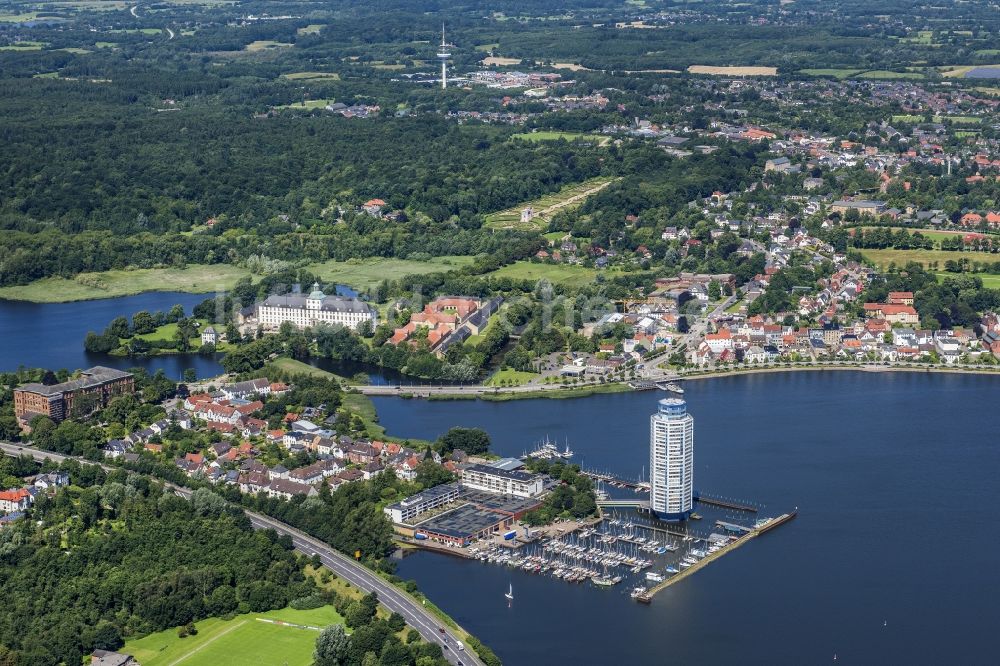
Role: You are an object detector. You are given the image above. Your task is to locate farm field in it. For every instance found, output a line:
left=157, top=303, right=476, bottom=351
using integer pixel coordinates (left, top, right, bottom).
left=482, top=56, right=522, bottom=66
left=941, top=64, right=1000, bottom=78
left=123, top=606, right=343, bottom=666
left=858, top=70, right=924, bottom=79
left=484, top=176, right=617, bottom=230
left=245, top=40, right=292, bottom=52
left=0, top=11, right=40, bottom=22
left=488, top=261, right=598, bottom=285
left=860, top=248, right=999, bottom=269
left=687, top=65, right=777, bottom=76
left=309, top=256, right=475, bottom=290
left=0, top=264, right=253, bottom=303
left=280, top=71, right=341, bottom=81
left=799, top=68, right=862, bottom=79
left=0, top=41, right=45, bottom=50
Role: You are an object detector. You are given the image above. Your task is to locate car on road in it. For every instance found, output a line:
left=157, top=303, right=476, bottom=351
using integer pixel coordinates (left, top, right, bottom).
left=439, top=627, right=446, bottom=633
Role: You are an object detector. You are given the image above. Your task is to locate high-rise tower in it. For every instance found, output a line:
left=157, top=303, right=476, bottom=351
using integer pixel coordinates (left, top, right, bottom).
left=649, top=398, right=694, bottom=521
left=437, top=24, right=452, bottom=90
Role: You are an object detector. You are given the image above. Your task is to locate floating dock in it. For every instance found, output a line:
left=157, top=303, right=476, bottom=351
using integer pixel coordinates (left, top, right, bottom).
left=696, top=494, right=759, bottom=513
left=636, top=510, right=797, bottom=603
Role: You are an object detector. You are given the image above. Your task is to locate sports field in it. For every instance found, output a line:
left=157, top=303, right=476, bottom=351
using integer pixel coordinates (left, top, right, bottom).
left=484, top=177, right=617, bottom=230
left=123, top=606, right=343, bottom=666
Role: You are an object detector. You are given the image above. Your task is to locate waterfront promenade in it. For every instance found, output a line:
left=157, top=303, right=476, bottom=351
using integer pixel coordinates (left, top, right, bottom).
left=353, top=361, right=1000, bottom=398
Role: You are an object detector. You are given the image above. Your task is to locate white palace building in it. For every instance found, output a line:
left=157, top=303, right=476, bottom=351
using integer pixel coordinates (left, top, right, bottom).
left=256, top=283, right=377, bottom=331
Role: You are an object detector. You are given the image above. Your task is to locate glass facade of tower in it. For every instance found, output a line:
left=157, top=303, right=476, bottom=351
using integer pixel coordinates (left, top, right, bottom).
left=649, top=398, right=694, bottom=521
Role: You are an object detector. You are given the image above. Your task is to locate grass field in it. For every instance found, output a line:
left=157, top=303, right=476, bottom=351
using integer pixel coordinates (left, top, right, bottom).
left=280, top=71, right=341, bottom=81
left=0, top=264, right=253, bottom=303
left=0, top=41, right=45, bottom=51
left=274, top=98, right=335, bottom=110
left=510, top=131, right=607, bottom=145
left=900, top=30, right=936, bottom=45
left=936, top=272, right=1000, bottom=288
left=861, top=248, right=1000, bottom=269
left=0, top=11, right=40, bottom=22
left=124, top=606, right=342, bottom=666
left=484, top=176, right=617, bottom=230
left=296, top=24, right=324, bottom=35
left=475, top=42, right=500, bottom=52
left=266, top=357, right=345, bottom=380
left=245, top=40, right=292, bottom=52
left=488, top=261, right=598, bottom=285
left=858, top=227, right=991, bottom=242
left=127, top=319, right=231, bottom=351
left=0, top=257, right=474, bottom=303
left=687, top=65, right=777, bottom=76
left=799, top=68, right=861, bottom=79
left=485, top=369, right=537, bottom=386
left=858, top=70, right=925, bottom=79
left=310, top=256, right=475, bottom=291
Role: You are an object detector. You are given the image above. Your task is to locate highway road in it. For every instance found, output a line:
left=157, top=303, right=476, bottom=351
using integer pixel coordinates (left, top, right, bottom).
left=0, top=442, right=482, bottom=666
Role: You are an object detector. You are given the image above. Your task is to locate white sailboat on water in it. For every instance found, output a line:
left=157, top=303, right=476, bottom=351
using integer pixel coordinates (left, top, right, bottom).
left=504, top=583, right=513, bottom=601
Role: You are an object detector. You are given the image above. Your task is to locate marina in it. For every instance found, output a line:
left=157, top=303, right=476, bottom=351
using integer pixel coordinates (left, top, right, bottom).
left=410, top=494, right=794, bottom=603
left=385, top=372, right=1000, bottom=665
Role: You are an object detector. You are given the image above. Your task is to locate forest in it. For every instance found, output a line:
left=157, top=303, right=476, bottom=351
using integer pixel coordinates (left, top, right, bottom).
left=0, top=468, right=317, bottom=665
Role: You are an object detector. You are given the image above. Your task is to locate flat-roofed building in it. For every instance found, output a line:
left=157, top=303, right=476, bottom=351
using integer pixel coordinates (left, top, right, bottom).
left=14, top=367, right=134, bottom=425
left=461, top=464, right=543, bottom=498
left=384, top=482, right=461, bottom=525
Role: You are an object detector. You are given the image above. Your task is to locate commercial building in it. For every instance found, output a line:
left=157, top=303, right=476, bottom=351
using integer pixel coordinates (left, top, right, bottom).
left=830, top=200, right=887, bottom=217
left=461, top=464, right=544, bottom=498
left=14, top=367, right=135, bottom=425
left=649, top=398, right=694, bottom=521
left=255, top=283, right=377, bottom=331
left=384, top=483, right=461, bottom=525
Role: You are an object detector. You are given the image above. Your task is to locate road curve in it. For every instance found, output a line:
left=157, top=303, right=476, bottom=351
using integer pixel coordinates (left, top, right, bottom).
left=0, top=442, right=482, bottom=666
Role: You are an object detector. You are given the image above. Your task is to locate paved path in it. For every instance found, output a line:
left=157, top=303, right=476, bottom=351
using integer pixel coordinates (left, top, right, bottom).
left=0, top=442, right=481, bottom=666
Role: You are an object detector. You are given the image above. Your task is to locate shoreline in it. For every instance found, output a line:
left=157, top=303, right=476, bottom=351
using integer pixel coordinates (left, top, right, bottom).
left=416, top=363, right=1000, bottom=402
